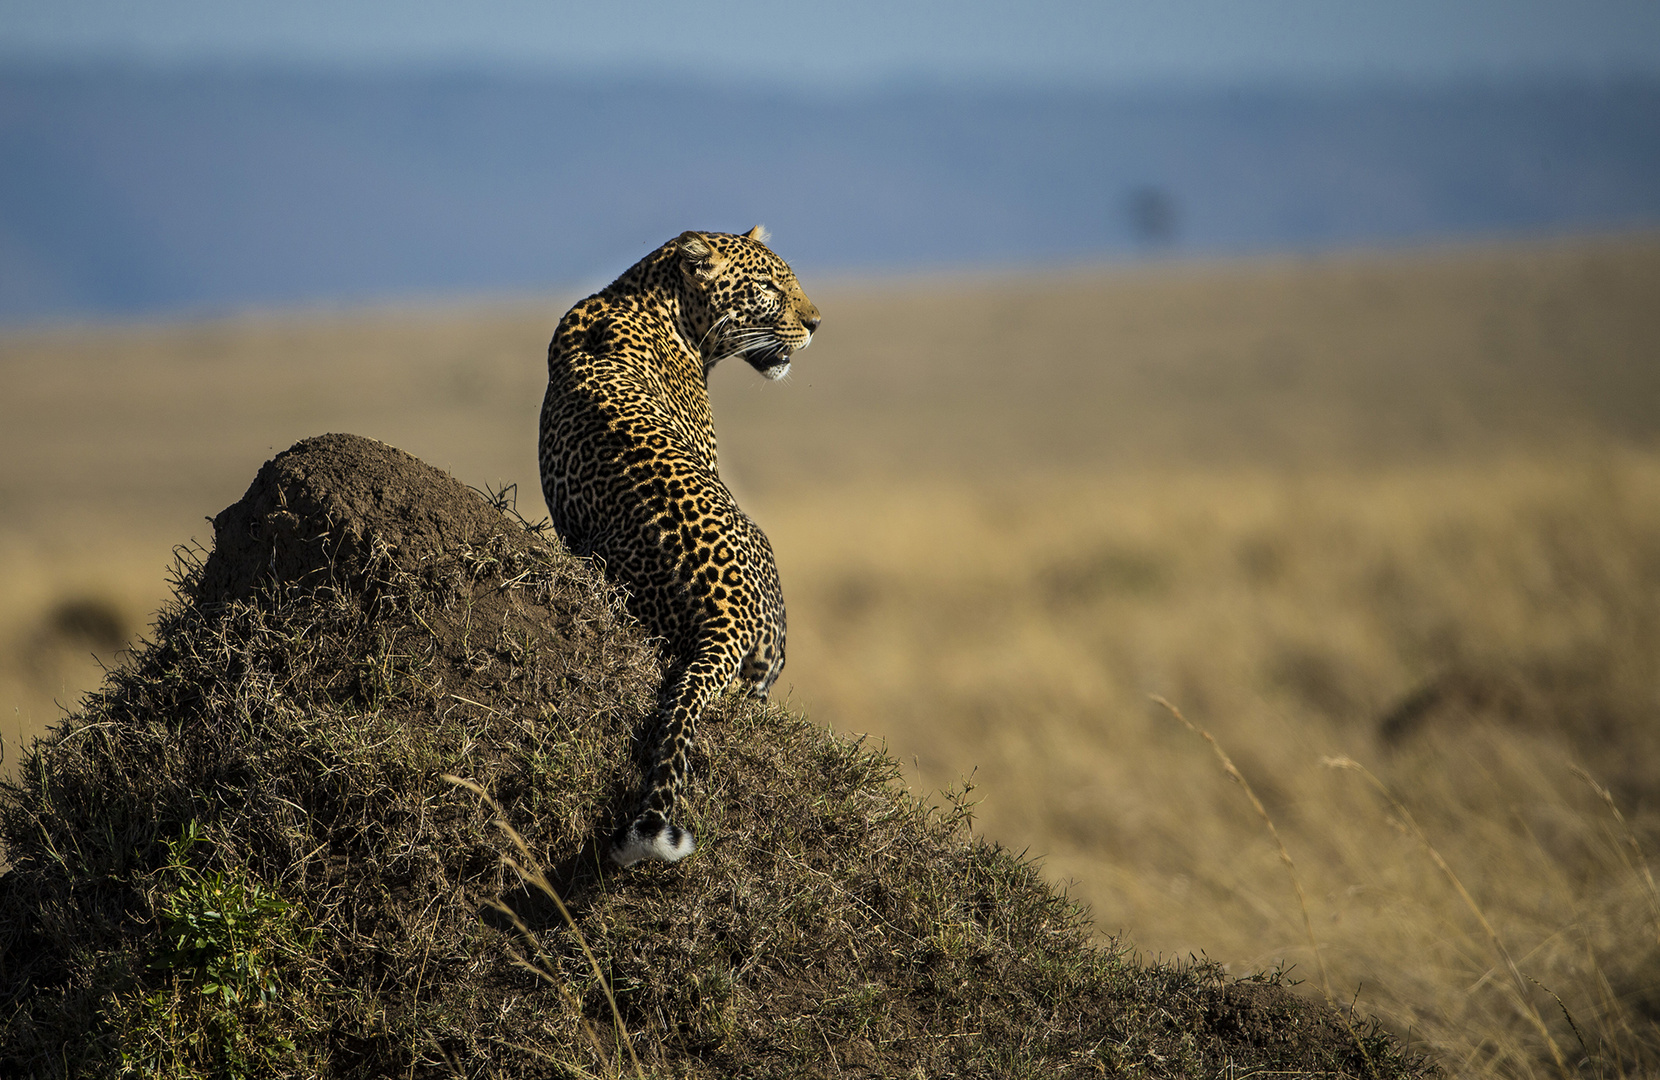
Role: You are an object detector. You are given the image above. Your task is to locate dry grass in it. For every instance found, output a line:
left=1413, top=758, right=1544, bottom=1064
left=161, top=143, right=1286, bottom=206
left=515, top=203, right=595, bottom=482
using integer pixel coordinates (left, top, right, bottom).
left=0, top=434, right=1421, bottom=1077
left=3, top=234, right=1659, bottom=1075
left=765, top=456, right=1660, bottom=1075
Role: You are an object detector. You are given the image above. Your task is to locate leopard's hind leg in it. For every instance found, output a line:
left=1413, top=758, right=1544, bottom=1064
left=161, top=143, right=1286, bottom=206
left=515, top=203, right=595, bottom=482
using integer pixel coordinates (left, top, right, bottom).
left=738, top=611, right=785, bottom=701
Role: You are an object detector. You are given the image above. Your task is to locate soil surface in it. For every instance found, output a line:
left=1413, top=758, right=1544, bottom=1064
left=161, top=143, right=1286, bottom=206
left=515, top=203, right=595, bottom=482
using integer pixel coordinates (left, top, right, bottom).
left=199, top=432, right=515, bottom=604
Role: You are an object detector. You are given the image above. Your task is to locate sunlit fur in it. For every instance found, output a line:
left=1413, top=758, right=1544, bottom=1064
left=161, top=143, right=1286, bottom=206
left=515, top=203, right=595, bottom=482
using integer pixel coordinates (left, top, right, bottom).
left=538, top=228, right=820, bottom=866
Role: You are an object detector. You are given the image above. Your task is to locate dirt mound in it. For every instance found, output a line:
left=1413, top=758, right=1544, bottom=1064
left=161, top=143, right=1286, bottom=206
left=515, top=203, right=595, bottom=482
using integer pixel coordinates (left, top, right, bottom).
left=0, top=434, right=1436, bottom=1078
left=196, top=433, right=512, bottom=605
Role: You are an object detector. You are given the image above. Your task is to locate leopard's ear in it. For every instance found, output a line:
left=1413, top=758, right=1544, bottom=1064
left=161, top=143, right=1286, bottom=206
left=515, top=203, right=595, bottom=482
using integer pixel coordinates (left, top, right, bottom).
left=677, top=231, right=712, bottom=260
left=744, top=224, right=771, bottom=243
left=676, top=231, right=722, bottom=280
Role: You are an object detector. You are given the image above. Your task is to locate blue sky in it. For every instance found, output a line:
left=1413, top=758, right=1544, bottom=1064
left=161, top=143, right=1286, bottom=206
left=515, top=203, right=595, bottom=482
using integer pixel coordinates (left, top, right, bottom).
left=4, top=0, right=1660, bottom=88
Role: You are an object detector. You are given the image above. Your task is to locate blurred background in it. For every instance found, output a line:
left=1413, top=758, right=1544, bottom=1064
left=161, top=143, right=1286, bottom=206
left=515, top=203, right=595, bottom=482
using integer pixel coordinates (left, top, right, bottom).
left=4, top=3, right=1660, bottom=1074
left=4, top=1, right=1660, bottom=319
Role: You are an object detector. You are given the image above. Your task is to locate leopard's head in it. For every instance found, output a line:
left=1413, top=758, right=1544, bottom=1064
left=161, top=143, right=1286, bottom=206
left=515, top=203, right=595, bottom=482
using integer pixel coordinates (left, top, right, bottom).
left=676, top=226, right=820, bottom=380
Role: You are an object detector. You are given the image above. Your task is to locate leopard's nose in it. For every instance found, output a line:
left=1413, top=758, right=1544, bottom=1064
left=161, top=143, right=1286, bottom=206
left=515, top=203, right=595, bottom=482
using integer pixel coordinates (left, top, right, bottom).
left=802, top=315, right=820, bottom=333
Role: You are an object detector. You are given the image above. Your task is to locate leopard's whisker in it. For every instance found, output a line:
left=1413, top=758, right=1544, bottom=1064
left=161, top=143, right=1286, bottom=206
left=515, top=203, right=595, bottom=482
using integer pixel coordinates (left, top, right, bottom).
left=697, top=312, right=732, bottom=354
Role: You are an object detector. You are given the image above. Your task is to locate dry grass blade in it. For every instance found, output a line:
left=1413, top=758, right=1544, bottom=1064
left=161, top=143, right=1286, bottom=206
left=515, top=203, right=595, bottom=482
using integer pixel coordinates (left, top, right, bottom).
left=1324, top=755, right=1569, bottom=1075
left=1152, top=695, right=1376, bottom=1080
left=442, top=773, right=645, bottom=1080
left=483, top=895, right=613, bottom=1070
left=1152, top=697, right=1331, bottom=999
left=1570, top=764, right=1660, bottom=944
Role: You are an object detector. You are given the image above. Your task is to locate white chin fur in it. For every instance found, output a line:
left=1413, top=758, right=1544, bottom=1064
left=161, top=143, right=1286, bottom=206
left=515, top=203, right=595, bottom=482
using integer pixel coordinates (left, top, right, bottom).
left=762, top=361, right=791, bottom=381
left=609, top=827, right=696, bottom=868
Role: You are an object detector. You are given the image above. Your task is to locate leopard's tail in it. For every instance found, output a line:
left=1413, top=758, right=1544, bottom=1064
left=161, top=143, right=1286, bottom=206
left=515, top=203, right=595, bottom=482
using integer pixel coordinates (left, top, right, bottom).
left=609, top=811, right=696, bottom=868
left=607, top=648, right=733, bottom=868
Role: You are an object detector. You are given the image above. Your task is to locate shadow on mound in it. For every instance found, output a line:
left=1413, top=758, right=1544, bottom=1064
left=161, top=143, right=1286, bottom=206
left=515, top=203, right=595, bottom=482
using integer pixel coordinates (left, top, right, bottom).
left=0, top=434, right=1437, bottom=1078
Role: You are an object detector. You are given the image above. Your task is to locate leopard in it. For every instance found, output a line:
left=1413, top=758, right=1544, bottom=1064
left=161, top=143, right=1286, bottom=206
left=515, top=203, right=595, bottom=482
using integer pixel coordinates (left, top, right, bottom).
left=538, top=226, right=820, bottom=867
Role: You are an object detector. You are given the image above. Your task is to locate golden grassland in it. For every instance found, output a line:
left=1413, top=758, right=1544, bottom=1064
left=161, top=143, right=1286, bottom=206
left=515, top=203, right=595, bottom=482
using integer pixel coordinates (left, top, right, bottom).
left=3, top=234, right=1658, bottom=1075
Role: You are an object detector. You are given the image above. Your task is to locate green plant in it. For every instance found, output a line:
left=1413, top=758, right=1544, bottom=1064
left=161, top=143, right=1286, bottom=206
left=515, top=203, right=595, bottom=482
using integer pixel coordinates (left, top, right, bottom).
left=152, top=822, right=293, bottom=1007
left=113, top=822, right=313, bottom=1079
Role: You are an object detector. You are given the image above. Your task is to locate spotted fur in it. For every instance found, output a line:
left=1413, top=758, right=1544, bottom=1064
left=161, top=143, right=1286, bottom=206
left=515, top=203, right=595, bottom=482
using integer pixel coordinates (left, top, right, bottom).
left=538, top=227, right=820, bottom=867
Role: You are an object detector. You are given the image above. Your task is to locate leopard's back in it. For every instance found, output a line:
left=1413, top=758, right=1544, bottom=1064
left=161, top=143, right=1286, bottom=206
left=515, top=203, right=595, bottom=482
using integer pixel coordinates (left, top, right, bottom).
left=537, top=228, right=819, bottom=866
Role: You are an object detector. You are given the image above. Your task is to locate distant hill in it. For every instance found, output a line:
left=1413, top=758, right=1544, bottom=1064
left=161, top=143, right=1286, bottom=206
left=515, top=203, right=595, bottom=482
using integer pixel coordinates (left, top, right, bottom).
left=2, top=67, right=1658, bottom=321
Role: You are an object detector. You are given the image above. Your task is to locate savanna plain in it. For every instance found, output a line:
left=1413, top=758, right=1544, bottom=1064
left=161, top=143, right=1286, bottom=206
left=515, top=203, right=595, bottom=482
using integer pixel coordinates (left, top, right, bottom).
left=3, top=235, right=1658, bottom=1076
